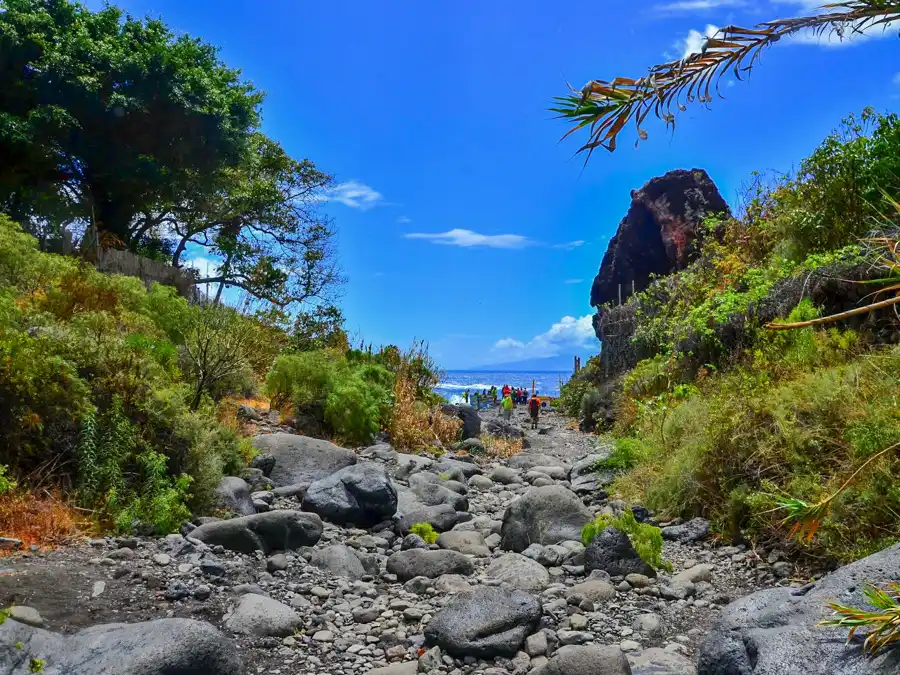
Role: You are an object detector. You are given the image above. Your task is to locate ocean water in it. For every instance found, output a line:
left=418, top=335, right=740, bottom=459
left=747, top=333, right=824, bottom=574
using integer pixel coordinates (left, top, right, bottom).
left=437, top=371, right=570, bottom=404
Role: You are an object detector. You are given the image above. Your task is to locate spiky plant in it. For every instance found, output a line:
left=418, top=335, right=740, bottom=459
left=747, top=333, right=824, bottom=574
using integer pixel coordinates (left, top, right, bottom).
left=821, top=584, right=900, bottom=655
left=552, top=1, right=900, bottom=159
left=774, top=442, right=900, bottom=542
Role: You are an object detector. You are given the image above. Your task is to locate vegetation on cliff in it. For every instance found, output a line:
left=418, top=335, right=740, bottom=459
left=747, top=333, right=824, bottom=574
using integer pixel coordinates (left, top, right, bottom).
left=563, top=109, right=900, bottom=563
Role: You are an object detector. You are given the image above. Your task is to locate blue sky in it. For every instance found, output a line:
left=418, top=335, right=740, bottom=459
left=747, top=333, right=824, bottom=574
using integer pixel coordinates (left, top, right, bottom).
left=91, top=0, right=899, bottom=369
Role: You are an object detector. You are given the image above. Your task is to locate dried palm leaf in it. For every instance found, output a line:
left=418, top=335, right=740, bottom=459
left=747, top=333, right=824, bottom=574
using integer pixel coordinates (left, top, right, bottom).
left=553, top=1, right=900, bottom=160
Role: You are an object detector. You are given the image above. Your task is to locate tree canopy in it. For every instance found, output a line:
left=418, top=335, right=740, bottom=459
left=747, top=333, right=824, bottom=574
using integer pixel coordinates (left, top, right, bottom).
left=0, top=0, right=341, bottom=309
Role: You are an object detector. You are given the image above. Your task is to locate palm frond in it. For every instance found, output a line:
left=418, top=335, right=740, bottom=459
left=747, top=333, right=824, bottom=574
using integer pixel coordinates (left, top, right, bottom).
left=821, top=584, right=900, bottom=655
left=555, top=1, right=900, bottom=157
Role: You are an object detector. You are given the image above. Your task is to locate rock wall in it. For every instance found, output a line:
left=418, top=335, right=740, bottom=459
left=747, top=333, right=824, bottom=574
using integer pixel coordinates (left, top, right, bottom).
left=589, top=169, right=729, bottom=310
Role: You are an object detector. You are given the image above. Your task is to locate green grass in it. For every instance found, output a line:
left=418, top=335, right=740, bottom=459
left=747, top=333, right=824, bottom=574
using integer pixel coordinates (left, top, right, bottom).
left=581, top=509, right=669, bottom=571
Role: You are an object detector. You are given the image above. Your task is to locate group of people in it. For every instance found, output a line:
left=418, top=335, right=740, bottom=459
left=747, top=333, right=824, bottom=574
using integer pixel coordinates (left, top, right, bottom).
left=460, top=383, right=542, bottom=429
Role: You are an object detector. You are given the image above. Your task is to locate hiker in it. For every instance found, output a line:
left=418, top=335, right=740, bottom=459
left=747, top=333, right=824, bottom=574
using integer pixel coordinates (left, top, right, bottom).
left=528, top=393, right=541, bottom=429
left=500, top=390, right=514, bottom=422
left=463, top=389, right=469, bottom=404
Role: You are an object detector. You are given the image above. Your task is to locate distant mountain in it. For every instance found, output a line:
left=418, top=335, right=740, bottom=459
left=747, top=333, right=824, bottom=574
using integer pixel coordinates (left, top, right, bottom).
left=466, top=354, right=584, bottom=373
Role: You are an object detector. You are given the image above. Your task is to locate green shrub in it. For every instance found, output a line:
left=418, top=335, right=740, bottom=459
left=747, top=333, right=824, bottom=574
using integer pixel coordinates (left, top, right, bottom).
left=579, top=388, right=603, bottom=430
left=325, top=373, right=389, bottom=446
left=0, top=465, right=16, bottom=495
left=410, top=522, right=438, bottom=544
left=559, top=376, right=594, bottom=417
left=596, top=438, right=652, bottom=472
left=581, top=509, right=668, bottom=571
left=265, top=351, right=340, bottom=408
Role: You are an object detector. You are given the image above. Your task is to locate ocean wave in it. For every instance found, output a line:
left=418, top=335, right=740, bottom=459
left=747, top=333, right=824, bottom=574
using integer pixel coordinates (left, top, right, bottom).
left=436, top=382, right=496, bottom=391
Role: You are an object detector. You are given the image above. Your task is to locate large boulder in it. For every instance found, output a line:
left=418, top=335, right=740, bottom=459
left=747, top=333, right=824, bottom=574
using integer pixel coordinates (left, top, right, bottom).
left=393, top=488, right=463, bottom=535
left=189, top=510, right=323, bottom=554
left=302, top=463, right=397, bottom=527
left=630, top=648, right=696, bottom=675
left=386, top=549, right=474, bottom=581
left=500, top=485, right=592, bottom=553
left=584, top=527, right=656, bottom=578
left=532, top=645, right=631, bottom=675
left=569, top=452, right=617, bottom=495
left=485, top=553, right=550, bottom=593
left=661, top=517, right=710, bottom=543
left=310, top=544, right=367, bottom=580
left=408, top=472, right=468, bottom=511
left=223, top=593, right=300, bottom=637
left=590, top=168, right=729, bottom=310
left=437, top=531, right=491, bottom=557
left=0, top=617, right=244, bottom=674
left=506, top=453, right=568, bottom=471
left=441, top=403, right=481, bottom=440
left=424, top=586, right=542, bottom=658
left=251, top=433, right=356, bottom=486
left=697, top=543, right=900, bottom=674
left=215, top=476, right=256, bottom=516
left=483, top=418, right=525, bottom=439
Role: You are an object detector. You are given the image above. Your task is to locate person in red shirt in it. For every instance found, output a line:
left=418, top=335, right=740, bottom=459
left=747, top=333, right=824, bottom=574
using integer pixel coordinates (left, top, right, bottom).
left=528, top=393, right=541, bottom=429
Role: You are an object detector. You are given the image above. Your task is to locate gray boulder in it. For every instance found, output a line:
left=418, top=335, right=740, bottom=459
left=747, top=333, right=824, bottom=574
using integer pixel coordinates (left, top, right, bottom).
left=408, top=472, right=468, bottom=511
left=251, top=433, right=356, bottom=486
left=584, top=527, right=656, bottom=578
left=360, top=442, right=398, bottom=462
left=697, top=543, right=900, bottom=674
left=485, top=553, right=550, bottom=593
left=189, top=510, right=323, bottom=554
left=661, top=517, right=710, bottom=543
left=433, top=457, right=482, bottom=479
left=250, top=452, right=275, bottom=477
left=500, top=486, right=592, bottom=552
left=531, top=645, right=631, bottom=675
left=483, top=418, right=525, bottom=439
left=630, top=648, right=696, bottom=675
left=569, top=452, right=617, bottom=494
left=437, top=531, right=491, bottom=557
left=302, top=463, right=397, bottom=527
left=566, top=579, right=616, bottom=603
left=215, top=476, right=256, bottom=516
left=386, top=549, right=474, bottom=581
left=393, top=488, right=462, bottom=534
left=0, top=617, right=244, bottom=674
left=425, top=586, right=541, bottom=658
left=393, top=453, right=433, bottom=481
left=506, top=453, right=567, bottom=471
left=224, top=593, right=300, bottom=637
left=310, top=544, right=367, bottom=580
left=441, top=403, right=481, bottom=440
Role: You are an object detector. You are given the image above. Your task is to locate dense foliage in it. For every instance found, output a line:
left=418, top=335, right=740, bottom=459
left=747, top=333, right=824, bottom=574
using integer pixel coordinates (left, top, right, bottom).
left=0, top=215, right=254, bottom=533
left=0, top=0, right=341, bottom=309
left=564, top=110, right=900, bottom=562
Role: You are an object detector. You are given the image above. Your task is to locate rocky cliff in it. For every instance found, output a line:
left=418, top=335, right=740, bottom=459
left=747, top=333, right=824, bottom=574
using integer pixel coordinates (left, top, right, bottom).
left=589, top=169, right=729, bottom=310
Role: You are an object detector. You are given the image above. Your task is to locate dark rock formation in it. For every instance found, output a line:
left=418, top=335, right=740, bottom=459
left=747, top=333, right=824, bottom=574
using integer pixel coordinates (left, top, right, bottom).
left=590, top=169, right=729, bottom=310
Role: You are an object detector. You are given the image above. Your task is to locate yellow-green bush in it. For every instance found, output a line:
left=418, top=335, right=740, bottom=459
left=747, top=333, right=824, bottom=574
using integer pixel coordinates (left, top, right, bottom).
left=581, top=509, right=668, bottom=571
left=0, top=215, right=248, bottom=533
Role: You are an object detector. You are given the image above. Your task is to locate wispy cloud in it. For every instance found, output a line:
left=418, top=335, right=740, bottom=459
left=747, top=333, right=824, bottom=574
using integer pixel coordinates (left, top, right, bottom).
left=676, top=24, right=720, bottom=59
left=894, top=72, right=900, bottom=85
left=404, top=229, right=532, bottom=249
left=564, top=279, right=584, bottom=285
left=493, top=314, right=598, bottom=360
left=553, top=240, right=586, bottom=251
left=324, top=181, right=386, bottom=210
left=655, top=0, right=745, bottom=13
left=396, top=216, right=412, bottom=224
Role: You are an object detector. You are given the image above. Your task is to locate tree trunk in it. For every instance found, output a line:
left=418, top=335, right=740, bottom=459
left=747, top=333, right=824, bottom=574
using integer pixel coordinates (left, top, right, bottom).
left=90, top=182, right=134, bottom=249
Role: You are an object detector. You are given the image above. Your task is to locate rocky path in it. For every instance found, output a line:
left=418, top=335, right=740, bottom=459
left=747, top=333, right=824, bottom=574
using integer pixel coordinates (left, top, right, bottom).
left=0, top=405, right=818, bottom=675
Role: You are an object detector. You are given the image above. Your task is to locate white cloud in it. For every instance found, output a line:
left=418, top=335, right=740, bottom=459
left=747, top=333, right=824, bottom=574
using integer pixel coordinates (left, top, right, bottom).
left=493, top=314, right=598, bottom=360
left=404, top=229, right=532, bottom=249
left=397, top=216, right=412, bottom=224
left=676, top=24, right=720, bottom=59
left=183, top=255, right=220, bottom=275
left=553, top=240, right=586, bottom=250
left=564, top=279, right=584, bottom=285
left=324, top=181, right=386, bottom=210
left=655, top=0, right=745, bottom=12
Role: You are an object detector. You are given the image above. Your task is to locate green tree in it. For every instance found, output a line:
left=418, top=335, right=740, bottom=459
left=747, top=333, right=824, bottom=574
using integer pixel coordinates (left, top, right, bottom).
left=161, top=134, right=343, bottom=308
left=182, top=305, right=252, bottom=410
left=0, top=0, right=262, bottom=241
left=291, top=303, right=347, bottom=352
